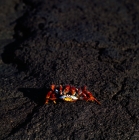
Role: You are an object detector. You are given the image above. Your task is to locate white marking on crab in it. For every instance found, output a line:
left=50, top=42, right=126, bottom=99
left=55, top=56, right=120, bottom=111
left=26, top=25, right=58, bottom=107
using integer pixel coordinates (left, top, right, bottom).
left=59, top=95, right=78, bottom=100
left=55, top=89, right=59, bottom=94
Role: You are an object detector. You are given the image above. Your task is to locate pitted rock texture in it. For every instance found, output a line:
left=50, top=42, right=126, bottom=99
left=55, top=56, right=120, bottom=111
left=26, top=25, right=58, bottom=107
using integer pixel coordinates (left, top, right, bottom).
left=0, top=0, right=139, bottom=139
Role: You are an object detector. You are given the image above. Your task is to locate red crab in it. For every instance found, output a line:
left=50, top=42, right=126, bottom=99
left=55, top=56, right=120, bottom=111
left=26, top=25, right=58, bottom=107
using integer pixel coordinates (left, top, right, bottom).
left=45, top=84, right=100, bottom=105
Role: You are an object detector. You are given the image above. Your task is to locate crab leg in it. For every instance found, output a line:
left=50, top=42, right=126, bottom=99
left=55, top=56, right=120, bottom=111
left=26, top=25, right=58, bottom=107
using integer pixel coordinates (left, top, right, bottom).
left=45, top=91, right=57, bottom=104
left=59, top=85, right=63, bottom=95
left=63, top=85, right=70, bottom=95
left=86, top=91, right=101, bottom=105
left=45, top=91, right=53, bottom=104
left=45, top=84, right=57, bottom=104
left=81, top=86, right=101, bottom=105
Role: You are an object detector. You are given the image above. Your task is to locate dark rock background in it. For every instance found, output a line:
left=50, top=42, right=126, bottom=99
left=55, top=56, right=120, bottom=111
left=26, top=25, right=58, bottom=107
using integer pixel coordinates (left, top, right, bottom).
left=0, top=0, right=139, bottom=139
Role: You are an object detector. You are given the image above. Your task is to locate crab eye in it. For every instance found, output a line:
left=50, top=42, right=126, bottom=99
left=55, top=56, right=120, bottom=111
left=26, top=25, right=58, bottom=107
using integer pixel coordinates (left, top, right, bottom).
left=55, top=89, right=58, bottom=94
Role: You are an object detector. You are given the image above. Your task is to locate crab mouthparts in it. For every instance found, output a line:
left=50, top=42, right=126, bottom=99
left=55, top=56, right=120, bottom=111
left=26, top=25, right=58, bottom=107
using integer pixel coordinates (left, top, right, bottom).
left=59, top=95, right=78, bottom=101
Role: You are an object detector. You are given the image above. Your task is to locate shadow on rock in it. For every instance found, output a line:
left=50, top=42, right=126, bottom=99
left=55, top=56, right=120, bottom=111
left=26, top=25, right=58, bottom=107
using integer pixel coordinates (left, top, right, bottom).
left=1, top=41, right=28, bottom=71
left=1, top=12, right=32, bottom=71
left=18, top=88, right=48, bottom=105
left=3, top=88, right=48, bottom=140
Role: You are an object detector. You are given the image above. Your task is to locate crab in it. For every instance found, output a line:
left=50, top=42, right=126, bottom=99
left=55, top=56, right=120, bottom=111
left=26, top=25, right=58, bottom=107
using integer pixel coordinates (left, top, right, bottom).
left=45, top=84, right=100, bottom=105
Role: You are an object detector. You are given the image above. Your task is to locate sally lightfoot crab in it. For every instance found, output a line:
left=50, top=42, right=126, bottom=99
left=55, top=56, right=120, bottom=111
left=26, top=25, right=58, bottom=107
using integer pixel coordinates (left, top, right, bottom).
left=45, top=85, right=101, bottom=105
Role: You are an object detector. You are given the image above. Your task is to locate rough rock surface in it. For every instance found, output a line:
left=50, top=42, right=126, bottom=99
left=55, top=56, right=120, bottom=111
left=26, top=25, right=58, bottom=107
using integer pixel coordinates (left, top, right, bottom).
left=0, top=0, right=139, bottom=139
